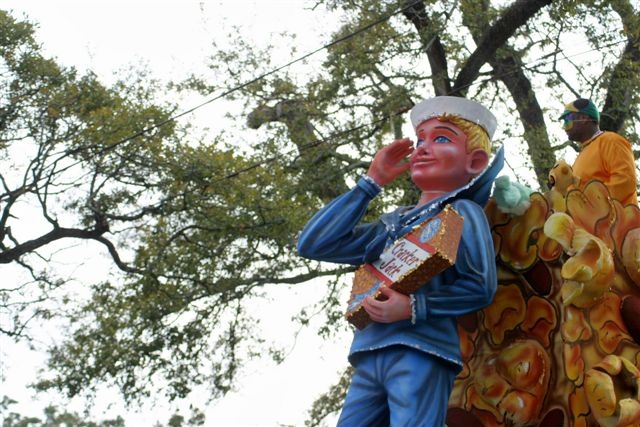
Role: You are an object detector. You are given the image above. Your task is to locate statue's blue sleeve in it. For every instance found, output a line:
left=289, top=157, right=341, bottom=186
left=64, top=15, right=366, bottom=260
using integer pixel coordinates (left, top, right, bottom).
left=297, top=177, right=389, bottom=265
left=412, top=199, right=497, bottom=319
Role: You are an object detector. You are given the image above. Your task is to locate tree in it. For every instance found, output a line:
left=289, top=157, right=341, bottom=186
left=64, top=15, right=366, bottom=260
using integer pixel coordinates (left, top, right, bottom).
left=1, top=0, right=639, bottom=424
left=0, top=395, right=125, bottom=427
left=191, top=0, right=640, bottom=423
left=0, top=395, right=203, bottom=426
left=0, top=7, right=345, bottom=411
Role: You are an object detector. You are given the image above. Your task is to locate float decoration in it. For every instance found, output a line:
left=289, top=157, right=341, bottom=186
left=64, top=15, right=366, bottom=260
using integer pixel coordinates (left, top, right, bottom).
left=447, top=176, right=640, bottom=427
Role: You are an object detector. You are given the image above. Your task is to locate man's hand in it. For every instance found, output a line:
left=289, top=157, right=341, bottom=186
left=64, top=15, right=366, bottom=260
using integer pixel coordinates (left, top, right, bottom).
left=362, top=285, right=412, bottom=323
left=366, top=138, right=414, bottom=186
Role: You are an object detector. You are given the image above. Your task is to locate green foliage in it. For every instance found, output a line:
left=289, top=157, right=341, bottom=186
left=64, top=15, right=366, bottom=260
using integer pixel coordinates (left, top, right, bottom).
left=0, top=395, right=204, bottom=427
left=304, top=367, right=353, bottom=427
left=1, top=0, right=640, bottom=419
left=0, top=396, right=125, bottom=427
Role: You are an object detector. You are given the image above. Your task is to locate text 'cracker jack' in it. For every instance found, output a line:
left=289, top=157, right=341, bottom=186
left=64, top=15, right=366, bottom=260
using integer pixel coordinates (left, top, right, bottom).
left=346, top=205, right=463, bottom=329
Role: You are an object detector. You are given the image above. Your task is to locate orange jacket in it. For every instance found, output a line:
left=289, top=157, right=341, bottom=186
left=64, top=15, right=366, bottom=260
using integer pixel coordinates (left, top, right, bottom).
left=572, top=131, right=638, bottom=206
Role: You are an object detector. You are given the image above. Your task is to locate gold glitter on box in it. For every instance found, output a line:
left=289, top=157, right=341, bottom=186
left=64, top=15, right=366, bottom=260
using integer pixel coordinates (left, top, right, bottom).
left=346, top=205, right=463, bottom=329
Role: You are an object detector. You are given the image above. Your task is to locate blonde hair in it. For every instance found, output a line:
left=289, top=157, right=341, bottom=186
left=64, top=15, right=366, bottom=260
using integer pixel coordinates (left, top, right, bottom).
left=437, top=114, right=491, bottom=153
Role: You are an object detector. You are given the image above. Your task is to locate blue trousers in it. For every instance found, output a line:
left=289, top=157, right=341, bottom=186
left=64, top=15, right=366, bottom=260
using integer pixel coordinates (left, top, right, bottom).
left=337, top=346, right=456, bottom=427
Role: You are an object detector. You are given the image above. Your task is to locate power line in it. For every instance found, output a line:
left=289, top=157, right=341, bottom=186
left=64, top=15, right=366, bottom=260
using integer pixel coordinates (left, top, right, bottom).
left=97, top=4, right=412, bottom=153
left=213, top=36, right=628, bottom=184
left=24, top=7, right=631, bottom=192
left=33, top=3, right=412, bottom=187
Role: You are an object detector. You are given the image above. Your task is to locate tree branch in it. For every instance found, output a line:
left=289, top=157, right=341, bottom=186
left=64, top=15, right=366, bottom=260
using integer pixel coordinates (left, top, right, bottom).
left=453, top=0, right=553, bottom=96
left=1, top=226, right=110, bottom=264
left=602, top=0, right=640, bottom=133
left=402, top=0, right=452, bottom=96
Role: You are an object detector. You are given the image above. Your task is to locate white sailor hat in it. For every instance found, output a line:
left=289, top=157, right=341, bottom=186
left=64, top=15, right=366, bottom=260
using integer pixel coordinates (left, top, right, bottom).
left=410, top=96, right=498, bottom=139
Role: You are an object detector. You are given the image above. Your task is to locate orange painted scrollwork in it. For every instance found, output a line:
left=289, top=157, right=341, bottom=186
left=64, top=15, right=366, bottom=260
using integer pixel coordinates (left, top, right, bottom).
left=447, top=180, right=640, bottom=427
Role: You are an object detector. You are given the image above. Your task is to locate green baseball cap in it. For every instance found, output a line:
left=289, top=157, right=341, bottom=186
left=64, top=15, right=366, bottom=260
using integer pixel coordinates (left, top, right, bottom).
left=559, top=98, right=600, bottom=122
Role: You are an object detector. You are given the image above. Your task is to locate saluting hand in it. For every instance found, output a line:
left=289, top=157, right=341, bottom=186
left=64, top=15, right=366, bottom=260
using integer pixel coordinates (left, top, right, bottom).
left=366, top=138, right=414, bottom=187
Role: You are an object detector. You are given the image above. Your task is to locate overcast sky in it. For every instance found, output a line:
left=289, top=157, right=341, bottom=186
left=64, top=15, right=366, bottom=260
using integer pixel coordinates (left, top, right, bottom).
left=0, top=1, right=349, bottom=426
left=0, top=1, right=599, bottom=424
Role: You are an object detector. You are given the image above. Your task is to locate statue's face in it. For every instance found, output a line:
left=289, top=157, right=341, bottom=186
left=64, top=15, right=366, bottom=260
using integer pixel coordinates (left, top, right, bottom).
left=410, top=118, right=472, bottom=193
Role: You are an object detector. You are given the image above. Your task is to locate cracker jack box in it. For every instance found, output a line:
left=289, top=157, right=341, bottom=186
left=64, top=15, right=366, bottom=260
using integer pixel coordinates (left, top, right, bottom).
left=345, top=205, right=464, bottom=329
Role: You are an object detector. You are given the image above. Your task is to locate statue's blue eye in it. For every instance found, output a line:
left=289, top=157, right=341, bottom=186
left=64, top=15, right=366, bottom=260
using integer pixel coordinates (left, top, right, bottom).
left=417, top=136, right=451, bottom=147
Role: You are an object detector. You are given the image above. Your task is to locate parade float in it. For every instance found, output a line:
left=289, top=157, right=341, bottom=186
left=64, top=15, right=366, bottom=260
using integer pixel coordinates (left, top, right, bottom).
left=447, top=164, right=640, bottom=427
